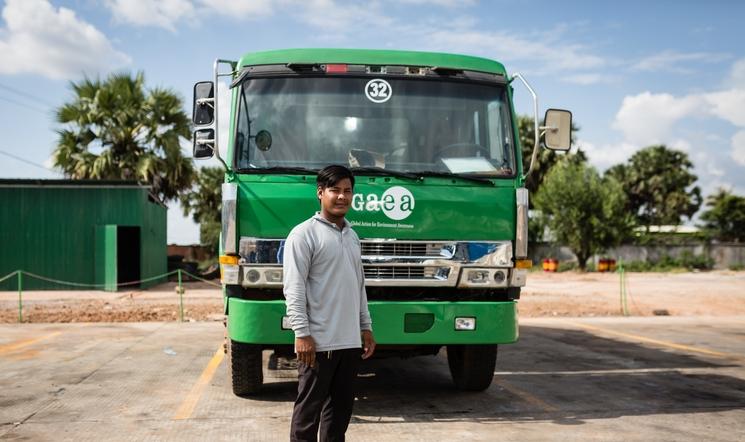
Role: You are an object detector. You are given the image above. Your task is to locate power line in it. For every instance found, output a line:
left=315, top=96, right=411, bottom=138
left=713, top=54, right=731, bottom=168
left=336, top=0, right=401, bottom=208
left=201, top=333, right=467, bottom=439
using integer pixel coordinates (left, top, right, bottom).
left=0, top=82, right=53, bottom=107
left=0, top=149, right=51, bottom=171
left=0, top=95, right=49, bottom=115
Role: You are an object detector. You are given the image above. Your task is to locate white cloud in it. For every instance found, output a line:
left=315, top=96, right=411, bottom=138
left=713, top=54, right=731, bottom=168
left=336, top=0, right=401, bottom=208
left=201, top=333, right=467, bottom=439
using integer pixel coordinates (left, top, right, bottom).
left=101, top=0, right=604, bottom=79
left=0, top=0, right=130, bottom=79
left=196, top=0, right=275, bottom=17
left=731, top=131, right=745, bottom=166
left=690, top=150, right=725, bottom=186
left=106, top=0, right=289, bottom=30
left=425, top=28, right=606, bottom=74
left=631, top=50, right=729, bottom=73
left=107, top=0, right=195, bottom=32
left=582, top=58, right=745, bottom=197
left=703, top=89, right=745, bottom=127
left=612, top=92, right=703, bottom=145
left=670, top=139, right=692, bottom=152
left=612, top=87, right=745, bottom=148
left=290, top=0, right=393, bottom=33
left=728, top=58, right=745, bottom=88
left=705, top=161, right=725, bottom=177
left=576, top=139, right=639, bottom=170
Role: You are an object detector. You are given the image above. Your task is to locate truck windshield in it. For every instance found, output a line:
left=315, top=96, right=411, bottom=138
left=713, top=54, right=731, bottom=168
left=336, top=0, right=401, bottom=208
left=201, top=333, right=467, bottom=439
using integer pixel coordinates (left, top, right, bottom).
left=234, top=76, right=516, bottom=176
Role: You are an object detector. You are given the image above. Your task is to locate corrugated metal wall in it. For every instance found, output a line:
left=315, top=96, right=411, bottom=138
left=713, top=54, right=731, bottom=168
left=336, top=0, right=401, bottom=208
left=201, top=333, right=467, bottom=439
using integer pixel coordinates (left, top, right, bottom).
left=0, top=180, right=167, bottom=290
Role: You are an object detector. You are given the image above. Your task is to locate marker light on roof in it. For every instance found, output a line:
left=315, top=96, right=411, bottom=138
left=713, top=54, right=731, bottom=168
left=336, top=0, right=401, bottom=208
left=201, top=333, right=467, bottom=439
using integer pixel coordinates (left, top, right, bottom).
left=325, top=64, right=348, bottom=73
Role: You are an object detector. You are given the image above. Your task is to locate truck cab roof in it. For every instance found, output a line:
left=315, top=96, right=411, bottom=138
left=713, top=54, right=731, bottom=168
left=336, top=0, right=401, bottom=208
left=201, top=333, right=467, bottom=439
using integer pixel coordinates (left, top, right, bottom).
left=237, top=48, right=507, bottom=77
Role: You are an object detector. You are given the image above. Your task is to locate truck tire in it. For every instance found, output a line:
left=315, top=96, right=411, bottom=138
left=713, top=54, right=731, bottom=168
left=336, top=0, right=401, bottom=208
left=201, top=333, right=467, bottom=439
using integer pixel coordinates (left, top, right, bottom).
left=446, top=344, right=497, bottom=391
left=227, top=338, right=263, bottom=396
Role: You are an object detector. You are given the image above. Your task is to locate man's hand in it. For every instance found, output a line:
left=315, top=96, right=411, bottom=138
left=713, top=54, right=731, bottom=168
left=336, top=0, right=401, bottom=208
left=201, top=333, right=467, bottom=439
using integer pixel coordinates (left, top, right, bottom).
left=295, top=336, right=316, bottom=368
left=361, top=330, right=376, bottom=359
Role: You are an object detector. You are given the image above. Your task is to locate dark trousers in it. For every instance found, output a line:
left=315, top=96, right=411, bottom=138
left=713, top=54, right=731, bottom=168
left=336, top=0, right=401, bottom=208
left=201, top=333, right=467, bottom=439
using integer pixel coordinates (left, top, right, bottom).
left=290, top=348, right=362, bottom=442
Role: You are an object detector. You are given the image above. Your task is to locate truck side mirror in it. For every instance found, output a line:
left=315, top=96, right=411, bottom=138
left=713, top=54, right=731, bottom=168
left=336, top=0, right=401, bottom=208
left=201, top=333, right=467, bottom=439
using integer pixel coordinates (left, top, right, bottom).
left=543, top=109, right=572, bottom=151
left=193, top=81, right=215, bottom=125
left=193, top=129, right=215, bottom=159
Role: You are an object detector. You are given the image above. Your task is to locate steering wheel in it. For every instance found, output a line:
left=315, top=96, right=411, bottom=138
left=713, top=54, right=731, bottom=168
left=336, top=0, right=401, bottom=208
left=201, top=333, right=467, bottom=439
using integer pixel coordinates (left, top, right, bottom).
left=434, top=142, right=491, bottom=158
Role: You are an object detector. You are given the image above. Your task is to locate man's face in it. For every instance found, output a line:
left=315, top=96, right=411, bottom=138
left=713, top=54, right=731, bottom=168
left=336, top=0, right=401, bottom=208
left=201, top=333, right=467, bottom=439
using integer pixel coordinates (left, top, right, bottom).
left=318, top=178, right=353, bottom=218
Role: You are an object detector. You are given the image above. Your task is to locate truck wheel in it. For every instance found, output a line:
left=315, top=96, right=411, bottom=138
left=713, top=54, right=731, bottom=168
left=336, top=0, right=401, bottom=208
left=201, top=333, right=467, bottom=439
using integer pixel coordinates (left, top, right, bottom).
left=446, top=344, right=497, bottom=391
left=227, top=338, right=263, bottom=396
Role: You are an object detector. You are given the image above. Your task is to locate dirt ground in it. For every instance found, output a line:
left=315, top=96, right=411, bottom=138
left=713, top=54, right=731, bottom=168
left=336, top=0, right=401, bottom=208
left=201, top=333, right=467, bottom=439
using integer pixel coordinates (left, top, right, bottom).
left=1, top=271, right=743, bottom=323
left=520, top=270, right=745, bottom=317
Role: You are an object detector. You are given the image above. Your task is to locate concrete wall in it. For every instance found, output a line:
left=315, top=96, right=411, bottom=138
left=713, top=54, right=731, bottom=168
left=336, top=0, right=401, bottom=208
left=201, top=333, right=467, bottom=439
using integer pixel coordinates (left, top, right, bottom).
left=530, top=242, right=745, bottom=269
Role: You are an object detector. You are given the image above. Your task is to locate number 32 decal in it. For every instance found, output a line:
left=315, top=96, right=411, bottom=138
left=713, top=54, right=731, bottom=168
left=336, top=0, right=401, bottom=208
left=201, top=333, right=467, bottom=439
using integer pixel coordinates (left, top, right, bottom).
left=365, top=79, right=392, bottom=103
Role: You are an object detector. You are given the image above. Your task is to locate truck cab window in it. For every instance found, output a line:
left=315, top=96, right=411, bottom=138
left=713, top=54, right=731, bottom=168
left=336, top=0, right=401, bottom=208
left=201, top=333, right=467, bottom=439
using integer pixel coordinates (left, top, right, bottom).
left=234, top=77, right=516, bottom=176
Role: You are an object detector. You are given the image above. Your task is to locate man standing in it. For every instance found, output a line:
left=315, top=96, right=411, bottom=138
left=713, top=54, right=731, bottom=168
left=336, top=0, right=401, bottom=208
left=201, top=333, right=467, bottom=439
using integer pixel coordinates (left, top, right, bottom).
left=283, top=164, right=376, bottom=441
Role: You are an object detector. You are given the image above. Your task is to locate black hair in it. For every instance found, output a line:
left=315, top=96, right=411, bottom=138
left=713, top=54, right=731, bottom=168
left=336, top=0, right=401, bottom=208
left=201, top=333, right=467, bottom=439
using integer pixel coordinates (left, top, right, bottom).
left=316, top=164, right=355, bottom=189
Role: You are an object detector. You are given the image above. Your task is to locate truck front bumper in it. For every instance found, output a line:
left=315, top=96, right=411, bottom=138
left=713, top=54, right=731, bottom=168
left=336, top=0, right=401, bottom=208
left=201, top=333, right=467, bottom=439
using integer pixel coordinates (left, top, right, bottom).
left=227, top=298, right=518, bottom=345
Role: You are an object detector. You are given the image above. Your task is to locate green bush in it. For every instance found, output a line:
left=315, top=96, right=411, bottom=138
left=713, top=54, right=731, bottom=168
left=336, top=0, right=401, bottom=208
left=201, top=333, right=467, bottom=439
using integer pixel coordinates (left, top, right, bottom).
left=678, top=250, right=714, bottom=270
left=558, top=261, right=577, bottom=272
left=622, top=260, right=653, bottom=272
left=620, top=253, right=713, bottom=272
left=729, top=263, right=744, bottom=271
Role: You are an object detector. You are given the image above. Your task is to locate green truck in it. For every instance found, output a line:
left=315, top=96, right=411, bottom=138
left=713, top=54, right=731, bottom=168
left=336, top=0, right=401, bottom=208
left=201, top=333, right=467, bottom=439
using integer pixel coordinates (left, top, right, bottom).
left=191, top=49, right=571, bottom=396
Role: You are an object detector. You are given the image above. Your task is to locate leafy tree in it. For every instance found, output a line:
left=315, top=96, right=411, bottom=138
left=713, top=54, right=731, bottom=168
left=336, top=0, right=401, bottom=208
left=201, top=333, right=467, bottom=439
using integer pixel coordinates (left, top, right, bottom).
left=53, top=72, right=194, bottom=203
left=606, top=145, right=701, bottom=230
left=534, top=160, right=633, bottom=270
left=518, top=115, right=586, bottom=196
left=181, top=167, right=224, bottom=256
left=519, top=115, right=585, bottom=242
left=699, top=189, right=745, bottom=242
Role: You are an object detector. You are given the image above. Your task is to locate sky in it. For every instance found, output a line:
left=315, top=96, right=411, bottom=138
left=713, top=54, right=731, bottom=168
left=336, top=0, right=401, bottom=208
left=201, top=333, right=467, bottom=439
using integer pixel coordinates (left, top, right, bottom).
left=1, top=0, right=744, bottom=244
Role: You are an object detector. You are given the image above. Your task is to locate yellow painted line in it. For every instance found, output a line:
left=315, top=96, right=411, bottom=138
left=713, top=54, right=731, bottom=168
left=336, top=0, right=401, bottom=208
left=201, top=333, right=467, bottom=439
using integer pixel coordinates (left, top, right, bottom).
left=173, top=346, right=224, bottom=420
left=567, top=321, right=744, bottom=361
left=0, top=331, right=62, bottom=356
left=492, top=378, right=558, bottom=412
left=494, top=367, right=716, bottom=376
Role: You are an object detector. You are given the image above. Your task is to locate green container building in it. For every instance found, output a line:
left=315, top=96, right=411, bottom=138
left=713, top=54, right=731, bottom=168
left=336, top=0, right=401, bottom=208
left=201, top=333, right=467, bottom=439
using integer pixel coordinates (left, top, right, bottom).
left=0, top=179, right=167, bottom=291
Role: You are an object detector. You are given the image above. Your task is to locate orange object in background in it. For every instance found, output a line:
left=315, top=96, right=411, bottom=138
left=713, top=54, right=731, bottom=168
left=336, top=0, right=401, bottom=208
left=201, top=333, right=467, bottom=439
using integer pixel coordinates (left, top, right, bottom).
left=542, top=258, right=558, bottom=272
left=598, top=258, right=609, bottom=272
left=598, top=258, right=617, bottom=272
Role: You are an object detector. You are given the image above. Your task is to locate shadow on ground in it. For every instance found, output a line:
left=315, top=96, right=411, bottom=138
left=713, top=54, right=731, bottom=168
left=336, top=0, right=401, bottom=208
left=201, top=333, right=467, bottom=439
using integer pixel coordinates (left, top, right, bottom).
left=252, top=325, right=745, bottom=425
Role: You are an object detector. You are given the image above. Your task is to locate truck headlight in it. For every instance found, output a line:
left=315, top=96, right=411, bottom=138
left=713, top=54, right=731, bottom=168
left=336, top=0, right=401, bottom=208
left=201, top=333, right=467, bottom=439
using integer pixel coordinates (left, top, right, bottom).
left=245, top=269, right=260, bottom=283
left=467, top=270, right=490, bottom=283
left=494, top=270, right=506, bottom=283
left=265, top=269, right=283, bottom=283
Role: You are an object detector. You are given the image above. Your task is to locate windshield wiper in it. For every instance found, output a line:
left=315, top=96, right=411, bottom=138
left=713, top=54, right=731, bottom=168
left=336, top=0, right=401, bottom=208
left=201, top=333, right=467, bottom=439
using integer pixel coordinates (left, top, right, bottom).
left=350, top=167, right=421, bottom=181
left=235, top=166, right=318, bottom=174
left=416, top=171, right=494, bottom=185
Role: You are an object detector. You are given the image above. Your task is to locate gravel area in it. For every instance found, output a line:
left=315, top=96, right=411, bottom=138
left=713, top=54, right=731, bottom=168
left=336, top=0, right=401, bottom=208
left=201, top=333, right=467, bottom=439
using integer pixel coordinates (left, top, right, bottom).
left=1, top=271, right=743, bottom=323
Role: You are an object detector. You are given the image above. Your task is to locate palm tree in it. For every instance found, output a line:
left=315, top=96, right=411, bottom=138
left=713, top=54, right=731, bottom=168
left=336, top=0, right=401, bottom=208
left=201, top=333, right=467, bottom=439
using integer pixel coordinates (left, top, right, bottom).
left=52, top=72, right=194, bottom=203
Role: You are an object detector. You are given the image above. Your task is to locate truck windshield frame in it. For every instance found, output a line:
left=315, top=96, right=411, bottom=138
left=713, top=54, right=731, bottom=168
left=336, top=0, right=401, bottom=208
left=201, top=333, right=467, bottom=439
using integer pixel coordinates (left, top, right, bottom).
left=233, top=75, right=517, bottom=177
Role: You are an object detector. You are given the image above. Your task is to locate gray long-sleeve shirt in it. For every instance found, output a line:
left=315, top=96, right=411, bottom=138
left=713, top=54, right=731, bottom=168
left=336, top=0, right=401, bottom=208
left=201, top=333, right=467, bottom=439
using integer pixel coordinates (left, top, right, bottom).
left=282, top=213, right=373, bottom=352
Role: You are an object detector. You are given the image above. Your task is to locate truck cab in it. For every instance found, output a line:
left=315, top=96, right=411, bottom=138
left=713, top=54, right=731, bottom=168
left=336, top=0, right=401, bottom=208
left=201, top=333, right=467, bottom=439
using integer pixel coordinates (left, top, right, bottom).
left=191, top=49, right=571, bottom=396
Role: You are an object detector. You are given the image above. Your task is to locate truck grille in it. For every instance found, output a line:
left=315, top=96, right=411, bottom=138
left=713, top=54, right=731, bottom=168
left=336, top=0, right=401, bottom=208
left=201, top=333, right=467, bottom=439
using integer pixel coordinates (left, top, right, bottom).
left=364, top=266, right=426, bottom=280
left=361, top=241, right=450, bottom=258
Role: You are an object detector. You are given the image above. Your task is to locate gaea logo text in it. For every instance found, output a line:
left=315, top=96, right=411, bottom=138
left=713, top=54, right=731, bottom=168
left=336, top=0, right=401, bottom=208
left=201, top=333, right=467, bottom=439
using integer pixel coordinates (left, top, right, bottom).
left=351, top=186, right=415, bottom=220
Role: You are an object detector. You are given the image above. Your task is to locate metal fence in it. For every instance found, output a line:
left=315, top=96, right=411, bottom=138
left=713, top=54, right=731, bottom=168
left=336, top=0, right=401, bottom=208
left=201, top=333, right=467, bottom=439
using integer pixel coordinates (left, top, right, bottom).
left=0, top=269, right=221, bottom=323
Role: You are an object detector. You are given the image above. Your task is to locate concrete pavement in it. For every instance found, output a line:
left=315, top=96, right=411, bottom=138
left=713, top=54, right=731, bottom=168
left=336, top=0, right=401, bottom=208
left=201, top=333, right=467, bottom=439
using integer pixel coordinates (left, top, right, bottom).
left=1, top=317, right=744, bottom=441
